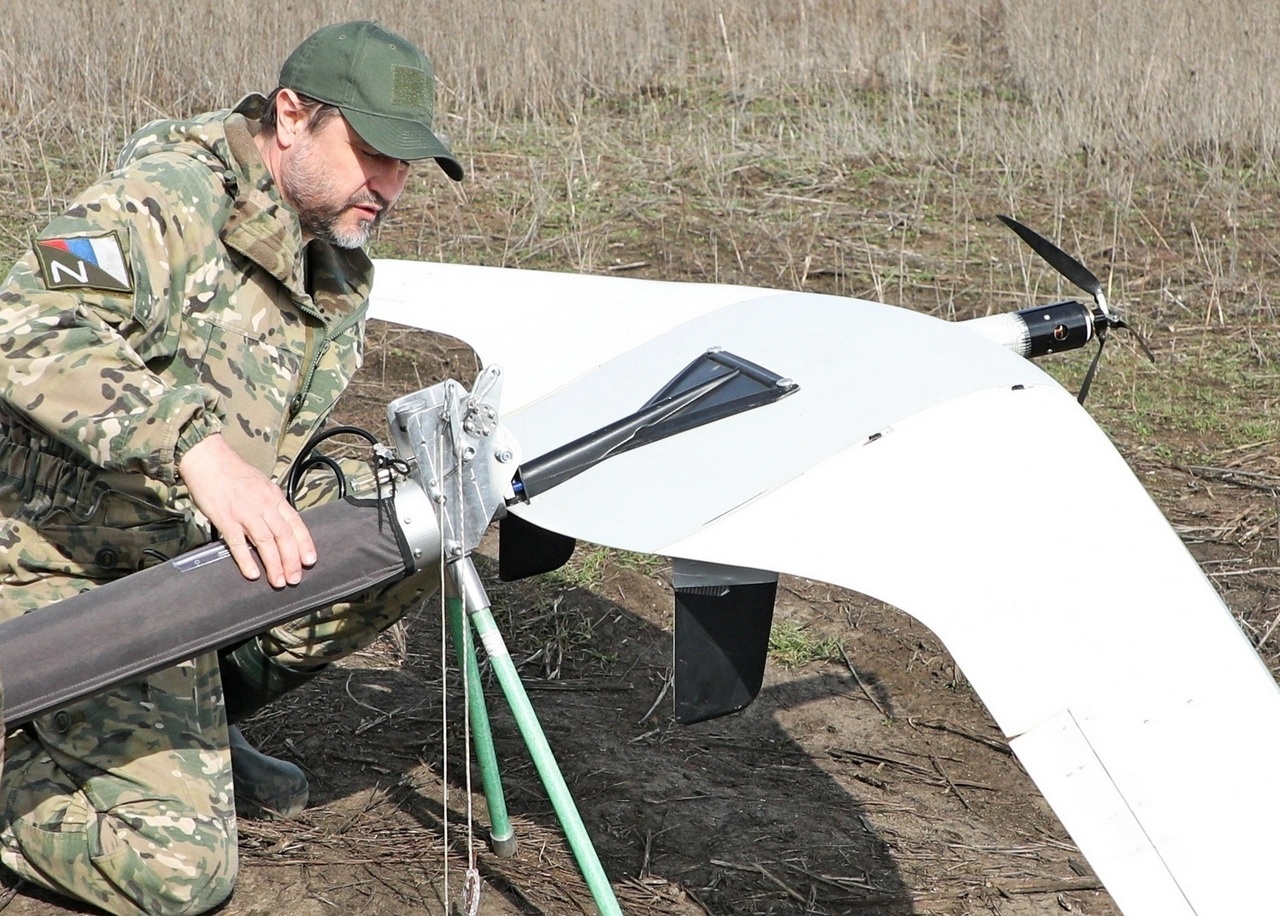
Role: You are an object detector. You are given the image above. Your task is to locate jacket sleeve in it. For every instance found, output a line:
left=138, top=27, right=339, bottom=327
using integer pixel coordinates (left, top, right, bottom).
left=0, top=168, right=226, bottom=485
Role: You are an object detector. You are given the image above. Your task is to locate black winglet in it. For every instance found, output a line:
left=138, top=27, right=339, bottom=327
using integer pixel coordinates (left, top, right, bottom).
left=673, top=565, right=778, bottom=725
left=498, top=512, right=577, bottom=581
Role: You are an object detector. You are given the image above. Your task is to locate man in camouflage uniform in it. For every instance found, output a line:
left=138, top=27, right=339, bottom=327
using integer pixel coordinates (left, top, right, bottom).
left=0, top=21, right=461, bottom=915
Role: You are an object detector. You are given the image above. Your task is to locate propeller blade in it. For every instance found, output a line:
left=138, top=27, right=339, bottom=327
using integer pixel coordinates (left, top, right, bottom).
left=998, top=215, right=1155, bottom=377
left=1076, top=334, right=1108, bottom=405
left=1112, top=317, right=1157, bottom=363
left=997, top=214, right=1104, bottom=300
left=672, top=560, right=778, bottom=725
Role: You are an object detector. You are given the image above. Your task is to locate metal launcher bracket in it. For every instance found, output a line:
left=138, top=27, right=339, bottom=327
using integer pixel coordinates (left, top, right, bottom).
left=385, top=364, right=523, bottom=560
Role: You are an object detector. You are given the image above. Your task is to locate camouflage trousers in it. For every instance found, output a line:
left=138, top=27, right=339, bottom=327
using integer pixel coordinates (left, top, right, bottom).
left=0, top=431, right=437, bottom=915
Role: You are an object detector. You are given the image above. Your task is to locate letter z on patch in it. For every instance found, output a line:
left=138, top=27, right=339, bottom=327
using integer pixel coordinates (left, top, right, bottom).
left=34, top=231, right=133, bottom=293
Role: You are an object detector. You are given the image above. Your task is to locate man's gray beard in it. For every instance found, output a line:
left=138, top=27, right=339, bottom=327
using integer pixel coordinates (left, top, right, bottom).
left=281, top=137, right=386, bottom=249
left=305, top=208, right=376, bottom=249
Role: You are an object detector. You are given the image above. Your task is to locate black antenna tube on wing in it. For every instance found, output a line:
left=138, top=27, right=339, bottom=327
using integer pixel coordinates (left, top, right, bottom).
left=513, top=372, right=739, bottom=501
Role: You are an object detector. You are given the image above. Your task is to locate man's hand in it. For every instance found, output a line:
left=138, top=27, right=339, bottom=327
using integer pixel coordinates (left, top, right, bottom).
left=178, top=434, right=317, bottom=587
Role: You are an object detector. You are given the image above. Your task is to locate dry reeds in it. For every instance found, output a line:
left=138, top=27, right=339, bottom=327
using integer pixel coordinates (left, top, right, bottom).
left=2, top=1, right=1279, bottom=321
left=2, top=1, right=1278, bottom=168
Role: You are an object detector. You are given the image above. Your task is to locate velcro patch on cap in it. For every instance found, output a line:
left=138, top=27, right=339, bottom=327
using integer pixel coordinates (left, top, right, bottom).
left=392, top=65, right=428, bottom=107
left=34, top=231, right=133, bottom=293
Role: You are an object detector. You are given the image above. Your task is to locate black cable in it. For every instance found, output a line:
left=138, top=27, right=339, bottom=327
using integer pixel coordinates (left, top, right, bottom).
left=285, top=424, right=382, bottom=507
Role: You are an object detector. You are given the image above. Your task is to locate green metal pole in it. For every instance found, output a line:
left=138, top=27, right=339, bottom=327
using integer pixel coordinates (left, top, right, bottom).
left=446, top=593, right=516, bottom=857
left=450, top=558, right=623, bottom=916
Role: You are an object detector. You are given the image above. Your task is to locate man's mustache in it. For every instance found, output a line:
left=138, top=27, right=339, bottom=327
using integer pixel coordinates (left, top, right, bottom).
left=347, top=191, right=391, bottom=217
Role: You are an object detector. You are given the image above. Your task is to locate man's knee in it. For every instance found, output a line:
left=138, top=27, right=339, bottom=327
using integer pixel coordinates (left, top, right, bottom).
left=4, top=802, right=237, bottom=916
left=2, top=727, right=238, bottom=916
left=93, top=802, right=238, bottom=915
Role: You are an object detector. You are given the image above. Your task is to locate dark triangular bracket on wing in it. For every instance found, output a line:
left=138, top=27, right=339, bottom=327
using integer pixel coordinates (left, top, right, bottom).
left=636, top=347, right=797, bottom=438
left=500, top=347, right=798, bottom=579
left=511, top=348, right=797, bottom=502
left=672, top=559, right=778, bottom=725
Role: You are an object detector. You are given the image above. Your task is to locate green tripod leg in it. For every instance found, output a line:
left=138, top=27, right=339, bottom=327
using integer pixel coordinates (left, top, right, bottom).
left=449, top=557, right=623, bottom=916
left=446, top=592, right=517, bottom=857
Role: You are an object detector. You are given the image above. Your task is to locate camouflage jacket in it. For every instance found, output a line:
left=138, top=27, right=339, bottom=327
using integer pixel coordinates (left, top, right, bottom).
left=0, top=94, right=371, bottom=575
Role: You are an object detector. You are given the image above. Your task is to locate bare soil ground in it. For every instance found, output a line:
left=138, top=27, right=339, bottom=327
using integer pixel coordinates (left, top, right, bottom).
left=7, top=318, right=1276, bottom=916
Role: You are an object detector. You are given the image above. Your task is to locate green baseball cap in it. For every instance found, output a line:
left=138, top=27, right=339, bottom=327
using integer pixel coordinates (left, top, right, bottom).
left=280, top=21, right=463, bottom=180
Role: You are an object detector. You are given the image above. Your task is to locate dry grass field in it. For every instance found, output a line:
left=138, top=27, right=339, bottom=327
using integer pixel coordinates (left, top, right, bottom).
left=4, top=2, right=1280, bottom=914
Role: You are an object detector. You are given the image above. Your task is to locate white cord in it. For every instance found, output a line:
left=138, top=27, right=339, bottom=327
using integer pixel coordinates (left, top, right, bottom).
left=438, top=398, right=481, bottom=914
left=453, top=405, right=482, bottom=914
left=437, top=431, right=451, bottom=908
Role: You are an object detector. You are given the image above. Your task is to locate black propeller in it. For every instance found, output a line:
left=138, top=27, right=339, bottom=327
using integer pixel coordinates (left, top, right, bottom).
left=998, top=215, right=1154, bottom=403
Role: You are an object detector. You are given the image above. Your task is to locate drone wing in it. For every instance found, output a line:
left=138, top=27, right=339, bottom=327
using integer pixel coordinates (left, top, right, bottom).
left=369, top=259, right=785, bottom=413
left=370, top=259, right=1280, bottom=916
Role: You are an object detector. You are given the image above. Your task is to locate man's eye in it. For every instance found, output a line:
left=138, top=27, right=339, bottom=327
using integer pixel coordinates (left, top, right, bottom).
left=358, top=146, right=409, bottom=169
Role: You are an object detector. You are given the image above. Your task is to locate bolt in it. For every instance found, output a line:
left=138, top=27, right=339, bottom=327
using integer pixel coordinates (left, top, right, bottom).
left=496, top=449, right=513, bottom=463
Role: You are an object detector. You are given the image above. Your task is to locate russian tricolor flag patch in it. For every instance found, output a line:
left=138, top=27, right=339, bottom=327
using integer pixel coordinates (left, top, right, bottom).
left=34, top=231, right=133, bottom=293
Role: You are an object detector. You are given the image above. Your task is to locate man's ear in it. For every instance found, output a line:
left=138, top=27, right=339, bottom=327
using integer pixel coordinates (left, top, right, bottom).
left=272, top=88, right=311, bottom=150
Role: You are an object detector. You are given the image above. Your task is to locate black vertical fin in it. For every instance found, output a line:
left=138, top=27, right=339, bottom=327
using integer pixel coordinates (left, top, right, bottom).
left=672, top=560, right=778, bottom=725
left=498, top=512, right=577, bottom=581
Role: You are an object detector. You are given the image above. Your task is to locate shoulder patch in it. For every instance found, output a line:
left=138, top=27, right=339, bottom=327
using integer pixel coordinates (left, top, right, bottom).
left=34, top=231, right=133, bottom=293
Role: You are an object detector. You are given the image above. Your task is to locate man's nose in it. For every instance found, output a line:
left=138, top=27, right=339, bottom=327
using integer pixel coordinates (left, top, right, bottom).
left=369, top=161, right=409, bottom=201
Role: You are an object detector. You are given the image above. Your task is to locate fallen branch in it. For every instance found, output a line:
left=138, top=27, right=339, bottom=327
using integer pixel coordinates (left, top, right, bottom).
left=838, top=644, right=892, bottom=720
left=907, top=717, right=1013, bottom=756
left=915, top=875, right=1105, bottom=907
left=996, top=876, right=1105, bottom=895
left=638, top=669, right=673, bottom=724
left=931, top=754, right=972, bottom=812
left=709, top=859, right=807, bottom=905
left=1176, top=464, right=1280, bottom=493
left=521, top=679, right=634, bottom=692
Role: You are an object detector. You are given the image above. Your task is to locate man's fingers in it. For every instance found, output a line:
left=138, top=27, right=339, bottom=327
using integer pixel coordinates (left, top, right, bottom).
left=222, top=535, right=261, bottom=582
left=279, top=502, right=317, bottom=568
left=243, top=503, right=317, bottom=588
left=178, top=435, right=317, bottom=586
left=224, top=516, right=314, bottom=589
left=245, top=515, right=294, bottom=589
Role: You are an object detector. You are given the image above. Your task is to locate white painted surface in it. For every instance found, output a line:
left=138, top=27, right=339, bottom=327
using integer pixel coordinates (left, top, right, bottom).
left=370, top=259, right=785, bottom=412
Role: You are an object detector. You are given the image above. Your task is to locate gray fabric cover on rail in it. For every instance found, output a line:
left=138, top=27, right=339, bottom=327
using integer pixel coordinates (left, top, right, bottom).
left=0, top=496, right=415, bottom=726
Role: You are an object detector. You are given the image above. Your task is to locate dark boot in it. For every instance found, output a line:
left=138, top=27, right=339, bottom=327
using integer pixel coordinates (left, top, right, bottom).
left=218, top=638, right=324, bottom=819
left=226, top=724, right=309, bottom=818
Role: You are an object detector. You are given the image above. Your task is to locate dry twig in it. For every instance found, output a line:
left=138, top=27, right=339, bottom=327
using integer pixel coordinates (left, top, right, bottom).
left=838, top=644, right=891, bottom=720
